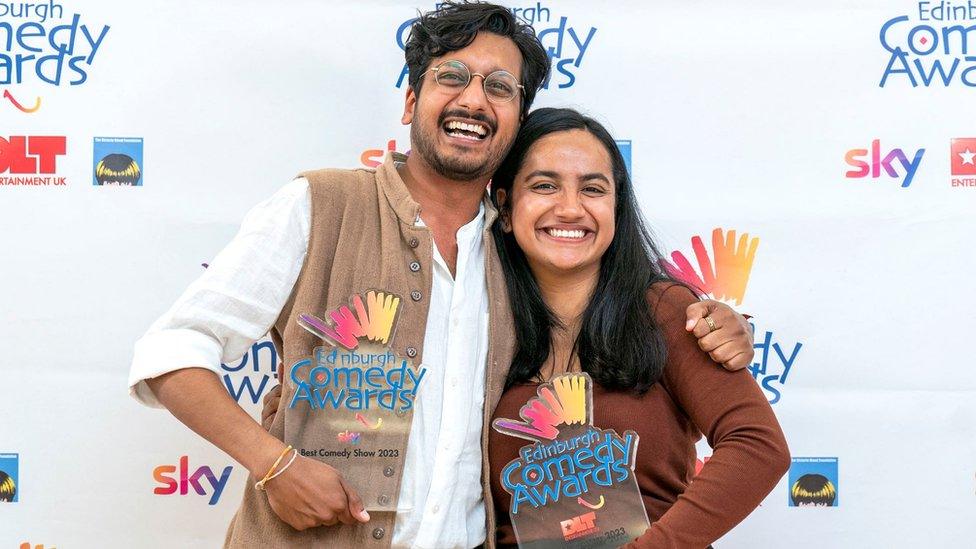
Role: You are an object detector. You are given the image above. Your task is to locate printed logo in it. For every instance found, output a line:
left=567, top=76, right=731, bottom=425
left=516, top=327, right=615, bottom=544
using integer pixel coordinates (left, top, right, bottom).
left=0, top=453, right=18, bottom=502
left=789, top=457, right=839, bottom=507
left=879, top=2, right=976, bottom=87
left=844, top=139, right=925, bottom=188
left=221, top=339, right=279, bottom=405
left=951, top=137, right=976, bottom=187
left=361, top=138, right=410, bottom=168
left=560, top=511, right=599, bottom=541
left=337, top=430, right=362, bottom=444
left=395, top=2, right=597, bottom=90
left=665, top=228, right=804, bottom=405
left=615, top=140, right=631, bottom=178
left=290, top=290, right=427, bottom=413
left=0, top=135, right=67, bottom=186
left=1, top=2, right=111, bottom=112
left=152, top=456, right=232, bottom=506
left=493, top=373, right=648, bottom=546
left=93, top=137, right=143, bottom=186
left=694, top=455, right=711, bottom=476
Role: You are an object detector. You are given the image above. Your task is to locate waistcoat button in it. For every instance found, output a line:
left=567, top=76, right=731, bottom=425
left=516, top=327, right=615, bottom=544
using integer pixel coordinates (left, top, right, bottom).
left=383, top=466, right=395, bottom=477
left=372, top=527, right=385, bottom=540
left=406, top=347, right=417, bottom=358
left=409, top=237, right=419, bottom=248
left=410, top=290, right=422, bottom=301
left=378, top=494, right=391, bottom=506
left=409, top=261, right=421, bottom=272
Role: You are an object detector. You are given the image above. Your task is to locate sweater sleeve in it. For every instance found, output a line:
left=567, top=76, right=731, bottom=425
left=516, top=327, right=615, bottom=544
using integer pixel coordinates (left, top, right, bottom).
left=626, top=284, right=790, bottom=549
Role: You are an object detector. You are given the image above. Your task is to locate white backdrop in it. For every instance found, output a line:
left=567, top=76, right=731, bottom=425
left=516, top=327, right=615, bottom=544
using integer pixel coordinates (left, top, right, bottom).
left=2, top=1, right=975, bottom=547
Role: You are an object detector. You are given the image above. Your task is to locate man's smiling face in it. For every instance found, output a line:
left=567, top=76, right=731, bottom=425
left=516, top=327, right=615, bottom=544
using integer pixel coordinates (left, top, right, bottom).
left=402, top=32, right=524, bottom=182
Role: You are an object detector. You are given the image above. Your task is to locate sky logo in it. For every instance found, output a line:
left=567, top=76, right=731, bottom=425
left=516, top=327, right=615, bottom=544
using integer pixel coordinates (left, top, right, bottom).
left=361, top=138, right=409, bottom=168
left=153, top=456, right=232, bottom=506
left=845, top=140, right=924, bottom=188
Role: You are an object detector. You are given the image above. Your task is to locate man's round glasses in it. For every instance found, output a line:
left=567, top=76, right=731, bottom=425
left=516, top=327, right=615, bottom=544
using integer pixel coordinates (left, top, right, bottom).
left=426, top=60, right=524, bottom=104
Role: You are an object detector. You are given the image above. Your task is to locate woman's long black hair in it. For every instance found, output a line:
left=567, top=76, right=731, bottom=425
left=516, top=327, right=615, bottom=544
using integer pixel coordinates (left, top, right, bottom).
left=490, top=107, right=678, bottom=394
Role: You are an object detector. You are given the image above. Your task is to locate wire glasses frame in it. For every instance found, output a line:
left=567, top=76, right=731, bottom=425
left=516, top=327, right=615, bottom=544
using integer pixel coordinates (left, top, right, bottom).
left=425, top=60, right=524, bottom=104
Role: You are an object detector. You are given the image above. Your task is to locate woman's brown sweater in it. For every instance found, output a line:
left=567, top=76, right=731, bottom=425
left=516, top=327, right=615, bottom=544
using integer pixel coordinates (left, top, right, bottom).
left=488, top=284, right=790, bottom=548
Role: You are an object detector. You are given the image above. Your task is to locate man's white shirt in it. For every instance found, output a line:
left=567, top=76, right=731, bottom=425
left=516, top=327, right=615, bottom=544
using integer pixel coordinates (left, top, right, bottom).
left=129, top=178, right=491, bottom=549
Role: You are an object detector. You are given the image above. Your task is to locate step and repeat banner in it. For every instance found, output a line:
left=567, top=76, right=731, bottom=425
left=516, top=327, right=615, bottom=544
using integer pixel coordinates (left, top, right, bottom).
left=2, top=1, right=975, bottom=547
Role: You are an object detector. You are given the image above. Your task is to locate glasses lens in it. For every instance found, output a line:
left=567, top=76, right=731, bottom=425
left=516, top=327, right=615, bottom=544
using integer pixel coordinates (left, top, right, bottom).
left=435, top=61, right=469, bottom=88
left=484, top=71, right=519, bottom=102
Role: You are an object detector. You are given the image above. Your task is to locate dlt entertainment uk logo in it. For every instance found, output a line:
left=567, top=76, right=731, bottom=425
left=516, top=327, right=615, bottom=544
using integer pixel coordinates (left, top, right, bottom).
left=0, top=135, right=66, bottom=186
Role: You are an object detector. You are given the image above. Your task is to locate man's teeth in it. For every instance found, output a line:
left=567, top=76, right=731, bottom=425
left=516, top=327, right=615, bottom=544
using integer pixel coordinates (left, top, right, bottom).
left=546, top=228, right=586, bottom=239
left=445, top=120, right=488, bottom=136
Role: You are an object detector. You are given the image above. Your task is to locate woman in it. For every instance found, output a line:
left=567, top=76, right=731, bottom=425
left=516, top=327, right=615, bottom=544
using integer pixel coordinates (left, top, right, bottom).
left=488, top=108, right=790, bottom=548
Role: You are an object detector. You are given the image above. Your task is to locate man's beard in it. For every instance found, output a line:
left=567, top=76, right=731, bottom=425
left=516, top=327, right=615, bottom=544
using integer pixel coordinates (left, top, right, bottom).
left=410, top=112, right=509, bottom=182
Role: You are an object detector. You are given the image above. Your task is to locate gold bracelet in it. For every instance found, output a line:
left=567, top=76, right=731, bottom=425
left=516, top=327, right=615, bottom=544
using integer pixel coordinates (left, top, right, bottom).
left=255, top=445, right=293, bottom=491
left=263, top=450, right=298, bottom=485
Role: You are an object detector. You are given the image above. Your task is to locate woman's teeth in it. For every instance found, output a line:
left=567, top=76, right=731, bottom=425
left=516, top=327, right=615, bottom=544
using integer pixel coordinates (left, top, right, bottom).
left=546, top=228, right=586, bottom=239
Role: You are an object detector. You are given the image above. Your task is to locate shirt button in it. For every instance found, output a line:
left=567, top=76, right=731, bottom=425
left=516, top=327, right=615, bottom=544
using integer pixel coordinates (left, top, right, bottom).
left=410, top=290, right=422, bottom=301
left=409, top=237, right=419, bottom=248
left=406, top=347, right=417, bottom=358
left=450, top=377, right=458, bottom=387
left=383, top=466, right=395, bottom=477
left=372, top=527, right=385, bottom=540
left=432, top=504, right=440, bottom=513
left=409, top=261, right=421, bottom=272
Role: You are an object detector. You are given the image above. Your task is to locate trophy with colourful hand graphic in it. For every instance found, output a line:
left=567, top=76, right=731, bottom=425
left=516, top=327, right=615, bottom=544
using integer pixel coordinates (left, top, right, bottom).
left=284, top=290, right=424, bottom=512
left=493, top=373, right=649, bottom=548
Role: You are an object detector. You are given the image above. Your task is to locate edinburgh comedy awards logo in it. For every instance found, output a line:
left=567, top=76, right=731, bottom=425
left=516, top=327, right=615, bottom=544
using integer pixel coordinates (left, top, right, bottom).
left=394, top=2, right=597, bottom=90
left=0, top=1, right=111, bottom=113
left=879, top=1, right=976, bottom=87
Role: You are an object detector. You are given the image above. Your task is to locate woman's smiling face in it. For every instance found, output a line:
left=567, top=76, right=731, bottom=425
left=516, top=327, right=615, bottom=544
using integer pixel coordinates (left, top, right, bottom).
left=500, top=129, right=617, bottom=279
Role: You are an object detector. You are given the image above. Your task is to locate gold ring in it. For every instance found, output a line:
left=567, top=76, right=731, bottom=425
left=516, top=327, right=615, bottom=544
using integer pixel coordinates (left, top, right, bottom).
left=704, top=316, right=717, bottom=333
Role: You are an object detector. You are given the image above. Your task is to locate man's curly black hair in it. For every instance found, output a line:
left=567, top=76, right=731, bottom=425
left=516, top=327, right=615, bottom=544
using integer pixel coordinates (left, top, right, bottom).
left=404, top=1, right=551, bottom=118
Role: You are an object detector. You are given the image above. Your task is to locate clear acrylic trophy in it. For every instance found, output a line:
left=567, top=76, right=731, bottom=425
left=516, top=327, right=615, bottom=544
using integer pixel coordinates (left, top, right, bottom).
left=493, top=373, right=650, bottom=548
left=284, top=290, right=424, bottom=512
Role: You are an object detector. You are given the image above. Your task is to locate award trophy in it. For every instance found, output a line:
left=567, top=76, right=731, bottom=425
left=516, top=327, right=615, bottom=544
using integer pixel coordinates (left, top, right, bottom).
left=284, top=290, right=425, bottom=512
left=493, top=373, right=649, bottom=548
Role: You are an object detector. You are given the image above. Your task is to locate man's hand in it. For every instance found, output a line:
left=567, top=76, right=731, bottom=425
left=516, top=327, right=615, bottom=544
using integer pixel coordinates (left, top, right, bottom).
left=685, top=299, right=754, bottom=371
left=145, top=369, right=367, bottom=531
left=264, top=456, right=370, bottom=530
left=261, top=384, right=282, bottom=430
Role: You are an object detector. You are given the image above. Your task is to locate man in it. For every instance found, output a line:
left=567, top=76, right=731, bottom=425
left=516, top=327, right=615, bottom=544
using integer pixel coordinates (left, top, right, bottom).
left=128, top=3, right=755, bottom=548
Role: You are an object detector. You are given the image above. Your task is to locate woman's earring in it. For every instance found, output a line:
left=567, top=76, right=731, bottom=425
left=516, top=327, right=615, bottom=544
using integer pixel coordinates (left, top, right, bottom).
left=501, top=213, right=512, bottom=233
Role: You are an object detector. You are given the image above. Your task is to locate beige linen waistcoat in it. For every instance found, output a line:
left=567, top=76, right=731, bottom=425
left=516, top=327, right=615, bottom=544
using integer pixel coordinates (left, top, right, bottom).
left=224, top=153, right=515, bottom=548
